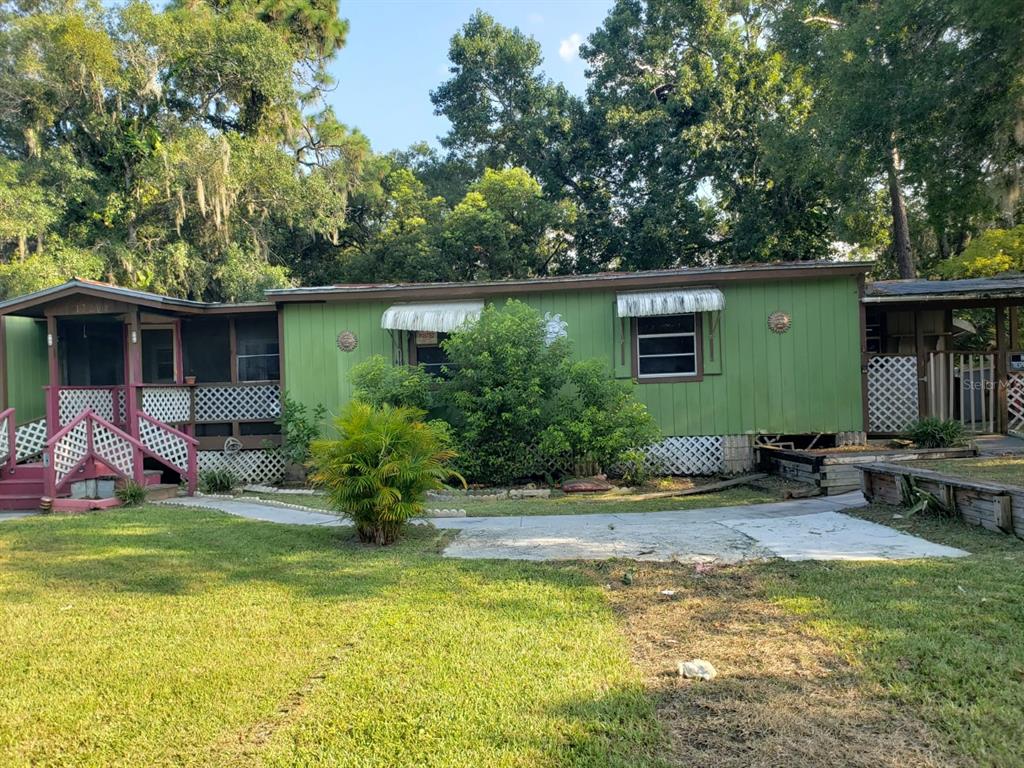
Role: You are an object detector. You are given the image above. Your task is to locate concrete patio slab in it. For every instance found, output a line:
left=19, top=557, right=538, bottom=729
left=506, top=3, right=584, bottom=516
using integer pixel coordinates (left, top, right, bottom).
left=160, top=491, right=968, bottom=563
left=719, top=510, right=967, bottom=561
left=162, top=496, right=345, bottom=526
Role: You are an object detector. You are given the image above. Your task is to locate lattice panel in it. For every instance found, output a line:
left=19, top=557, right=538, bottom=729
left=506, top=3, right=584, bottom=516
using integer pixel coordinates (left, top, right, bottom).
left=1009, top=373, right=1024, bottom=434
left=194, top=384, right=281, bottom=422
left=867, top=356, right=919, bottom=433
left=92, top=422, right=136, bottom=478
left=59, top=389, right=115, bottom=425
left=138, top=417, right=190, bottom=473
left=117, top=389, right=127, bottom=423
left=15, top=419, right=47, bottom=462
left=52, top=420, right=88, bottom=486
left=142, top=387, right=191, bottom=423
left=198, top=449, right=285, bottom=484
left=0, top=412, right=9, bottom=464
left=644, top=436, right=724, bottom=475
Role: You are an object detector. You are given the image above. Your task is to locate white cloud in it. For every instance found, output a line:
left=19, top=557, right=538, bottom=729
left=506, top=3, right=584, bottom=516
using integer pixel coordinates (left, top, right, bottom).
left=558, top=32, right=582, bottom=61
left=528, top=13, right=544, bottom=25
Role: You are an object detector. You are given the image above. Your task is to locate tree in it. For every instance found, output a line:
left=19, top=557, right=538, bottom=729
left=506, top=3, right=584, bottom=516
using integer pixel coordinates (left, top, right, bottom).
left=442, top=168, right=574, bottom=279
left=0, top=0, right=365, bottom=299
left=770, top=0, right=1024, bottom=277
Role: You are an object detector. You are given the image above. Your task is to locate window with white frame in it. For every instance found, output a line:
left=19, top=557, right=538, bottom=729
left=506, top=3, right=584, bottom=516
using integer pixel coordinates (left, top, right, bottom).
left=635, top=314, right=699, bottom=378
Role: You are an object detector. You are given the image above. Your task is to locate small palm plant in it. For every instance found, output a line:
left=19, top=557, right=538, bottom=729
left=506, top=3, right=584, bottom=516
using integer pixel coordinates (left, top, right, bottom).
left=309, top=402, right=464, bottom=544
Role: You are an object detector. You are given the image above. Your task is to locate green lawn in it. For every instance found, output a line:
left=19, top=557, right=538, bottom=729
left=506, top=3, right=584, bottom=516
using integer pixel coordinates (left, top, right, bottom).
left=768, top=506, right=1024, bottom=764
left=908, top=456, right=1024, bottom=486
left=245, top=478, right=798, bottom=517
left=0, top=507, right=665, bottom=767
left=3, top=500, right=1022, bottom=766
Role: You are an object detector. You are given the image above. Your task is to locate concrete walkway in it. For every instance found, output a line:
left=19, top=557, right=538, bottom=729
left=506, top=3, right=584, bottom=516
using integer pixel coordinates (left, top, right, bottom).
left=163, top=492, right=967, bottom=563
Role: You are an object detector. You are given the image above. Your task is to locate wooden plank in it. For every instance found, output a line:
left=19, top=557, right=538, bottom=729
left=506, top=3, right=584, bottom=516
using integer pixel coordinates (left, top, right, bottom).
left=994, top=496, right=1012, bottom=532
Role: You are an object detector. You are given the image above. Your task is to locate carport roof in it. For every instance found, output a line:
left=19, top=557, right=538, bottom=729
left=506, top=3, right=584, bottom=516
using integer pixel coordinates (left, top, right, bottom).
left=864, top=275, right=1024, bottom=304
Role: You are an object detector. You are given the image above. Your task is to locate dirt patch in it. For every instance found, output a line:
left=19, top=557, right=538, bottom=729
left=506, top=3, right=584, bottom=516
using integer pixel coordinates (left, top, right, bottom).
left=577, top=561, right=963, bottom=768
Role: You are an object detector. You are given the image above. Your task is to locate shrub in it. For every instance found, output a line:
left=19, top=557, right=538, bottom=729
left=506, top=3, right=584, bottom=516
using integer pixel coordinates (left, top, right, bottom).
left=309, top=402, right=463, bottom=544
left=115, top=480, right=147, bottom=507
left=538, top=359, right=661, bottom=473
left=907, top=418, right=965, bottom=449
left=441, top=299, right=660, bottom=483
left=350, top=355, right=434, bottom=410
left=275, top=392, right=327, bottom=466
left=199, top=468, right=236, bottom=494
left=618, top=449, right=650, bottom=487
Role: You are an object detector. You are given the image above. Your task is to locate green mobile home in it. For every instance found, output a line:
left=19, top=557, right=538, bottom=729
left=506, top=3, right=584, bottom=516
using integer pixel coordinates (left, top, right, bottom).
left=269, top=261, right=870, bottom=474
left=0, top=261, right=868, bottom=507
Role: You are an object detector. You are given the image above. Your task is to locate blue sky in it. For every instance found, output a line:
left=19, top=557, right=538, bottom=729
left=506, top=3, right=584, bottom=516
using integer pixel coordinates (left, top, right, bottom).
left=325, top=1, right=614, bottom=153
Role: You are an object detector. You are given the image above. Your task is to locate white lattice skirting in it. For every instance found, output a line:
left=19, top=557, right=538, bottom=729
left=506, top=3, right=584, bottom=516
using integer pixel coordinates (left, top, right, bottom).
left=198, top=450, right=286, bottom=484
left=643, top=435, right=754, bottom=476
left=867, top=355, right=919, bottom=433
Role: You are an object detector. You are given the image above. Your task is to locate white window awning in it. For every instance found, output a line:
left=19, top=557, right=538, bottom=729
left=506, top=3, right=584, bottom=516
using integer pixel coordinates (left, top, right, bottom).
left=616, top=288, right=724, bottom=318
left=381, top=301, right=484, bottom=333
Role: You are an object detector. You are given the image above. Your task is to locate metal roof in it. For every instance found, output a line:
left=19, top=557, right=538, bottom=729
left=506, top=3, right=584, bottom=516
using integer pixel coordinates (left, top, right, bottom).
left=0, top=279, right=274, bottom=317
left=864, top=275, right=1024, bottom=303
left=266, top=261, right=872, bottom=303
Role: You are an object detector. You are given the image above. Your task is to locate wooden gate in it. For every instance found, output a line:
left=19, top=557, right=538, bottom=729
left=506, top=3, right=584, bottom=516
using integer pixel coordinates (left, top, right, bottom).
left=927, top=352, right=997, bottom=433
left=866, top=355, right=919, bottom=433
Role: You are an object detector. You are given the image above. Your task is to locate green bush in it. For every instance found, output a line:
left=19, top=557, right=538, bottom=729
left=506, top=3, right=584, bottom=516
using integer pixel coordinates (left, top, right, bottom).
left=907, top=418, right=966, bottom=448
left=115, top=480, right=147, bottom=507
left=350, top=354, right=434, bottom=409
left=274, top=392, right=327, bottom=466
left=199, top=468, right=236, bottom=494
left=442, top=299, right=660, bottom=484
left=618, top=449, right=650, bottom=487
left=309, top=402, right=463, bottom=544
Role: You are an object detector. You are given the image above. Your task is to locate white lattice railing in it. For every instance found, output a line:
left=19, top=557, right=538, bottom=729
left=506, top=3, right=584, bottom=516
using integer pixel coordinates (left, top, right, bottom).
left=1008, top=372, right=1024, bottom=435
left=194, top=383, right=280, bottom=422
left=138, top=413, right=196, bottom=476
left=57, top=387, right=122, bottom=426
left=141, top=387, right=192, bottom=423
left=0, top=409, right=11, bottom=465
left=44, top=410, right=144, bottom=494
left=867, top=355, right=919, bottom=434
left=50, top=418, right=90, bottom=489
left=15, top=418, right=48, bottom=462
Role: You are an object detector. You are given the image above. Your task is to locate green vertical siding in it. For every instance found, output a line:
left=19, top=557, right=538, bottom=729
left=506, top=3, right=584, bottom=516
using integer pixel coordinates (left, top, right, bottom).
left=282, top=300, right=394, bottom=429
left=283, top=275, right=864, bottom=437
left=4, top=317, right=48, bottom=423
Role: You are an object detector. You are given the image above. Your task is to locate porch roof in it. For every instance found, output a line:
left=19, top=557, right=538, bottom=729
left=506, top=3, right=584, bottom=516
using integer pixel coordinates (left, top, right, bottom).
left=0, top=279, right=275, bottom=318
left=864, top=275, right=1024, bottom=305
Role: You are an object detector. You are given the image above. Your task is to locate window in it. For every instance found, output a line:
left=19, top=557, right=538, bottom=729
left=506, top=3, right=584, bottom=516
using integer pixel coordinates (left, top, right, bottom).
left=236, top=316, right=280, bottom=382
left=634, top=314, right=700, bottom=379
left=411, top=331, right=452, bottom=377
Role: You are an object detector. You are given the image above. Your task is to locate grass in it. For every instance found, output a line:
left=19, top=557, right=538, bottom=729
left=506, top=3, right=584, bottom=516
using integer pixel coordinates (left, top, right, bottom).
left=908, top=455, right=1024, bottom=487
left=0, top=506, right=666, bottom=767
left=245, top=477, right=802, bottom=517
left=588, top=505, right=1024, bottom=767
left=3, top=498, right=1022, bottom=766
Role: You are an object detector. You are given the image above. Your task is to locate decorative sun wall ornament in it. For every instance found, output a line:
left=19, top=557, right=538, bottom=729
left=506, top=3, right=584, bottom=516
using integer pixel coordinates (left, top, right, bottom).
left=336, top=330, right=358, bottom=352
left=543, top=312, right=568, bottom=346
left=767, top=311, right=792, bottom=334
